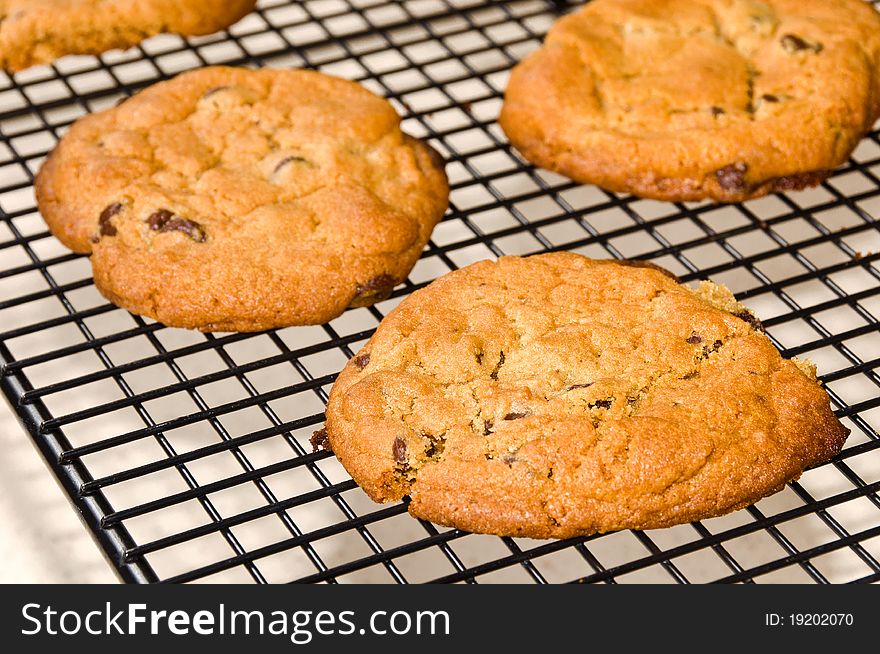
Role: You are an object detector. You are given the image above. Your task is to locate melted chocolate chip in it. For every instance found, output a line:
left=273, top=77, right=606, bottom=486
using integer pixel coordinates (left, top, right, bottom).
left=414, top=139, right=446, bottom=170
left=590, top=399, right=613, bottom=410
left=402, top=134, right=446, bottom=174
left=147, top=209, right=207, bottom=242
left=351, top=274, right=397, bottom=307
left=772, top=170, right=830, bottom=192
left=310, top=428, right=330, bottom=452
left=490, top=351, right=505, bottom=381
left=687, top=332, right=703, bottom=344
left=423, top=141, right=447, bottom=172
left=147, top=208, right=174, bottom=230
left=201, top=85, right=230, bottom=99
left=272, top=155, right=309, bottom=175
left=98, top=202, right=123, bottom=237
left=734, top=309, right=765, bottom=333
left=716, top=162, right=748, bottom=191
left=710, top=106, right=725, bottom=117
left=781, top=34, right=823, bottom=54
left=503, top=410, right=530, bottom=421
left=423, top=433, right=445, bottom=459
left=164, top=217, right=207, bottom=241
left=353, top=353, right=370, bottom=370
left=392, top=437, right=407, bottom=464
left=761, top=94, right=780, bottom=103
left=501, top=453, right=517, bottom=466
left=701, top=339, right=724, bottom=358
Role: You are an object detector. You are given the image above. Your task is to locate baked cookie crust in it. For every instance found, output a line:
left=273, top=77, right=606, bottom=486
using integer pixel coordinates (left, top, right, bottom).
left=36, top=66, right=449, bottom=331
left=325, top=253, right=848, bottom=539
left=0, top=0, right=255, bottom=72
left=499, top=0, right=880, bottom=203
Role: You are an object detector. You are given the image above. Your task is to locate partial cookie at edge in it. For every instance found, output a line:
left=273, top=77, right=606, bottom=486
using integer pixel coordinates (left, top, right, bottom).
left=499, top=0, right=880, bottom=202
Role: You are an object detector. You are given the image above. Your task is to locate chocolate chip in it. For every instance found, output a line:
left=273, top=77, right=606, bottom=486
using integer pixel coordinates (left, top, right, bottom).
left=423, top=141, right=447, bottom=172
left=615, top=259, right=680, bottom=282
left=761, top=94, right=779, bottom=103
left=147, top=209, right=207, bottom=242
left=351, top=274, right=397, bottom=307
left=503, top=410, right=530, bottom=420
left=392, top=437, right=407, bottom=464
left=710, top=106, right=725, bottom=117
left=423, top=433, right=445, bottom=459
left=353, top=353, right=370, bottom=370
left=772, top=170, right=830, bottom=192
left=781, top=34, right=822, bottom=54
left=734, top=309, right=765, bottom=333
left=406, top=134, right=446, bottom=174
left=272, top=155, right=309, bottom=175
left=98, top=202, right=123, bottom=237
left=590, top=399, right=613, bottom=410
left=716, top=162, right=748, bottom=191
left=687, top=332, right=703, bottom=344
left=490, top=351, right=505, bottom=380
left=166, top=217, right=206, bottom=241
left=701, top=339, right=724, bottom=358
left=147, top=208, right=174, bottom=230
left=566, top=382, right=593, bottom=391
left=483, top=420, right=494, bottom=436
left=310, top=428, right=330, bottom=452
left=201, top=85, right=230, bottom=99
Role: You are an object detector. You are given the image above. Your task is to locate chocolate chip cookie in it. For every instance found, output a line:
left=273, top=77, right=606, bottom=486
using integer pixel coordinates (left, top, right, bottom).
left=36, top=66, right=449, bottom=331
left=0, top=0, right=255, bottom=72
left=499, top=0, right=880, bottom=203
left=324, top=253, right=848, bottom=539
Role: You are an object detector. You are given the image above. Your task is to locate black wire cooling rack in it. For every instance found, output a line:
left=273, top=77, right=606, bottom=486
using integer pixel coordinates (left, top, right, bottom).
left=1, top=0, right=880, bottom=584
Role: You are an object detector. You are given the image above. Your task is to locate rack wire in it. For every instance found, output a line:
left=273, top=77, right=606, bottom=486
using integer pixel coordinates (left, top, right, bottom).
left=1, top=0, right=879, bottom=584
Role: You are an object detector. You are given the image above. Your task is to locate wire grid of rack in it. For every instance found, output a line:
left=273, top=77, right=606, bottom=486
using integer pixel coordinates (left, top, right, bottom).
left=1, top=0, right=880, bottom=584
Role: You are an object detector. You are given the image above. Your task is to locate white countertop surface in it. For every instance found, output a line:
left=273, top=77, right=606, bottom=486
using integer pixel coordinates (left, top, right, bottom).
left=0, top=399, right=115, bottom=583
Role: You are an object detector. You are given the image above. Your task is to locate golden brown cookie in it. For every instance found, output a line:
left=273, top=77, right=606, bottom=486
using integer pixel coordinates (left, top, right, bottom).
left=499, top=0, right=880, bottom=203
left=324, top=253, right=848, bottom=539
left=0, top=0, right=255, bottom=72
left=35, top=66, right=449, bottom=332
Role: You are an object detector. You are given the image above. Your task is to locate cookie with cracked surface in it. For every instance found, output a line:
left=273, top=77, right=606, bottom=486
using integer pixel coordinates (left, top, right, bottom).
left=35, top=66, right=449, bottom=331
left=0, top=0, right=255, bottom=72
left=499, top=0, right=880, bottom=203
left=324, top=253, right=848, bottom=539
